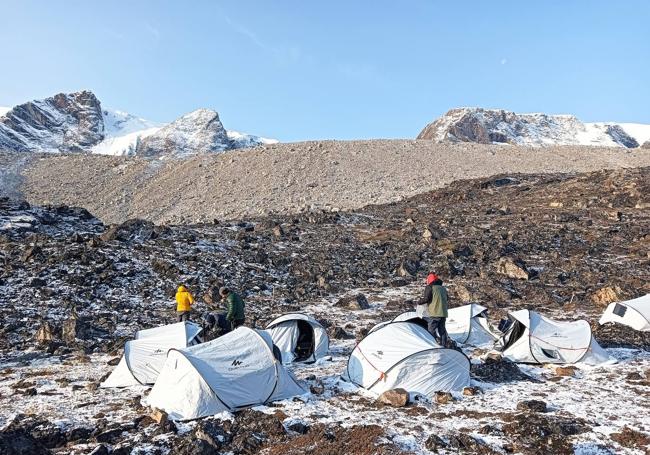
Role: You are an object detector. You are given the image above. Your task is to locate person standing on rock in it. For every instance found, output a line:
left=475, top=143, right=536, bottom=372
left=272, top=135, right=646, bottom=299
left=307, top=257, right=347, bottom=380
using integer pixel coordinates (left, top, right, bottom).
left=220, top=287, right=245, bottom=330
left=416, top=273, right=449, bottom=346
left=175, top=285, right=195, bottom=322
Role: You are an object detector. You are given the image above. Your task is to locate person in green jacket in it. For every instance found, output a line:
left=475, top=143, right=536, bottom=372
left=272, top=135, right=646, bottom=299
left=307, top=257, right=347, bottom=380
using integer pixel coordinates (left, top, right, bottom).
left=220, top=287, right=245, bottom=330
left=416, top=273, right=449, bottom=346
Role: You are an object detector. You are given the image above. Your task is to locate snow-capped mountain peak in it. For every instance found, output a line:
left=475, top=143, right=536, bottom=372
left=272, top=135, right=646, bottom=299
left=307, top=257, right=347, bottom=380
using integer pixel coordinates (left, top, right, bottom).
left=418, top=107, right=650, bottom=148
left=1, top=91, right=277, bottom=157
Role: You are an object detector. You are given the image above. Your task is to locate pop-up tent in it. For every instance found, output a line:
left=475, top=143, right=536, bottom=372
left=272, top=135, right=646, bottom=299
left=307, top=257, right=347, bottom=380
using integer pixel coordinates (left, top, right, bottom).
left=346, top=322, right=470, bottom=396
left=146, top=327, right=305, bottom=420
left=599, top=294, right=650, bottom=332
left=101, top=321, right=202, bottom=388
left=446, top=304, right=501, bottom=346
left=265, top=313, right=329, bottom=364
left=497, top=310, right=613, bottom=365
left=369, top=305, right=499, bottom=347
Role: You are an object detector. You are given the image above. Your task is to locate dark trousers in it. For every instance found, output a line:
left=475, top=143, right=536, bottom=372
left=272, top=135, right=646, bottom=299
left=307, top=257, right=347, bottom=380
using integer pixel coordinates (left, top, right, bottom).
left=424, top=317, right=448, bottom=347
left=230, top=318, right=245, bottom=331
left=177, top=311, right=190, bottom=322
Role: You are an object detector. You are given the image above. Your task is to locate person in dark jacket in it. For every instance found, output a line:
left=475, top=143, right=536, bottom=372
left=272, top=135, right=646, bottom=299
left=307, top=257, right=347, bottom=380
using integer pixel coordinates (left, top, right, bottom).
left=416, top=273, right=449, bottom=346
left=220, top=287, right=245, bottom=330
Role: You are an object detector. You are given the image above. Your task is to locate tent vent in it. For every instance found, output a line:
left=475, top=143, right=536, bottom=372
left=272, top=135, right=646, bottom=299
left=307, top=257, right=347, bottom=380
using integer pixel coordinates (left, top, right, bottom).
left=613, top=304, right=627, bottom=317
left=540, top=348, right=559, bottom=359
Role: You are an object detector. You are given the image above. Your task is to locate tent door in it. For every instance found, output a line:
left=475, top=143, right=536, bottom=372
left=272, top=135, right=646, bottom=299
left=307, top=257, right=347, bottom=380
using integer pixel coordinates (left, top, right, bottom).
left=499, top=320, right=526, bottom=351
left=294, top=320, right=315, bottom=362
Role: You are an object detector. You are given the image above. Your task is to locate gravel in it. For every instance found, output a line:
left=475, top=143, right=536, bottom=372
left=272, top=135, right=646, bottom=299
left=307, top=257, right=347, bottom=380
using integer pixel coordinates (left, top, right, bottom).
left=4, top=140, right=650, bottom=224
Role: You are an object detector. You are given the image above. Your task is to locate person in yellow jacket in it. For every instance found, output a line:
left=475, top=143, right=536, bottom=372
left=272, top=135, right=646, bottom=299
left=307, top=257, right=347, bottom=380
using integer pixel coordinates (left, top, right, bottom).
left=175, top=285, right=194, bottom=322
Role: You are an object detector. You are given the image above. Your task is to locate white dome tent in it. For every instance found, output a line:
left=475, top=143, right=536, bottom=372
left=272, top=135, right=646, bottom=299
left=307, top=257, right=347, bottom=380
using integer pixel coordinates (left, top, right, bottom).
left=346, top=322, right=470, bottom=397
left=369, top=305, right=500, bottom=347
left=599, top=294, right=650, bottom=332
left=101, top=321, right=202, bottom=388
left=146, top=327, right=305, bottom=420
left=446, top=304, right=501, bottom=346
left=264, top=313, right=329, bottom=364
left=497, top=310, right=614, bottom=365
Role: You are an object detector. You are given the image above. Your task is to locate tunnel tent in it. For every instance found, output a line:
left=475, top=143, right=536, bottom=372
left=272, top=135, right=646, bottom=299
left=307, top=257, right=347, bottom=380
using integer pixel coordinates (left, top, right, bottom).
left=345, top=321, right=471, bottom=397
left=101, top=321, right=202, bottom=388
left=599, top=294, right=650, bottom=332
left=146, top=327, right=306, bottom=420
left=265, top=313, right=329, bottom=364
left=497, top=309, right=614, bottom=365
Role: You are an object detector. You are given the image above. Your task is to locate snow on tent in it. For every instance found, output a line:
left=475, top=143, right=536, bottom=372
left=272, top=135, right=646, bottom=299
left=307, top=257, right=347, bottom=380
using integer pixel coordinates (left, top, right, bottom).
left=369, top=305, right=500, bottom=346
left=101, top=321, right=202, bottom=388
left=599, top=294, right=650, bottom=332
left=146, top=327, right=305, bottom=420
left=346, top=322, right=470, bottom=396
left=497, top=310, right=613, bottom=365
left=265, top=313, right=329, bottom=364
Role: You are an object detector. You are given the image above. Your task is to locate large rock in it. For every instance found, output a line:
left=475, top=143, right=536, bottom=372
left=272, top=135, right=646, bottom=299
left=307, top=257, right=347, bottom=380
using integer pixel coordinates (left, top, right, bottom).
left=378, top=388, right=409, bottom=407
left=334, top=293, right=370, bottom=310
left=496, top=257, right=529, bottom=280
left=590, top=286, right=620, bottom=306
left=0, top=429, right=51, bottom=455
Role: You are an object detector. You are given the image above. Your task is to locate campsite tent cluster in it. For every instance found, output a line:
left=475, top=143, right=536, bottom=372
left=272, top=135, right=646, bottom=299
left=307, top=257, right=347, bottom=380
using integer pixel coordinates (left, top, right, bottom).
left=102, top=294, right=649, bottom=421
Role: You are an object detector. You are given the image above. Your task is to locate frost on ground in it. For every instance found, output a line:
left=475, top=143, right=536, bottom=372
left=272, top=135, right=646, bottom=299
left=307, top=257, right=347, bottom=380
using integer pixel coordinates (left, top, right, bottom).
left=1, top=287, right=649, bottom=454
left=0, top=167, right=649, bottom=453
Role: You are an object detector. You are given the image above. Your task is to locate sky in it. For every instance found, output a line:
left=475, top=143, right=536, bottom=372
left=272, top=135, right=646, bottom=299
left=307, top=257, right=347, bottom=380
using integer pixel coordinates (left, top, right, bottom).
left=0, top=0, right=649, bottom=141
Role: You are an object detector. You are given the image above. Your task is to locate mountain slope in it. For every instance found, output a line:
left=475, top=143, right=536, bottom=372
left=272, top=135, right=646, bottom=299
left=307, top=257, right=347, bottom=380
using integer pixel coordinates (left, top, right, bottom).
left=0, top=91, right=277, bottom=157
left=418, top=108, right=650, bottom=148
left=0, top=91, right=104, bottom=153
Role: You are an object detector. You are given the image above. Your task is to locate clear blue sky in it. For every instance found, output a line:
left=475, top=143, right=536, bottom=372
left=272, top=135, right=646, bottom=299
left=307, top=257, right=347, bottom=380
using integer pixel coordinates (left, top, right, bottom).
left=1, top=1, right=649, bottom=141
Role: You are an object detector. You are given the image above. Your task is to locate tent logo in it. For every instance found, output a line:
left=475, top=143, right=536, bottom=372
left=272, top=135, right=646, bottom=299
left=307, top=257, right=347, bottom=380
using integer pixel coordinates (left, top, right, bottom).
left=372, top=350, right=384, bottom=359
left=231, top=359, right=243, bottom=367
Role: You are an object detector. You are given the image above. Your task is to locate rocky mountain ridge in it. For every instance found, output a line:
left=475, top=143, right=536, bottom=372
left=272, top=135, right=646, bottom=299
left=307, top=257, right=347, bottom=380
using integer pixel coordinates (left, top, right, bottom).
left=418, top=107, right=650, bottom=148
left=0, top=90, right=276, bottom=157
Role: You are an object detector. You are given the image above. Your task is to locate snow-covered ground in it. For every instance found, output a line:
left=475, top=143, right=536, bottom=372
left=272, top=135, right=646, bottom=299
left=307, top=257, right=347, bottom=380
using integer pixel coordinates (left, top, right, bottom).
left=1, top=285, right=648, bottom=454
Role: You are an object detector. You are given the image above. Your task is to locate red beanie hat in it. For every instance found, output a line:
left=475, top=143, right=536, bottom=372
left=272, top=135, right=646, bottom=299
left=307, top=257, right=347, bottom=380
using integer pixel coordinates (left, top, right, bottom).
left=427, top=273, right=438, bottom=285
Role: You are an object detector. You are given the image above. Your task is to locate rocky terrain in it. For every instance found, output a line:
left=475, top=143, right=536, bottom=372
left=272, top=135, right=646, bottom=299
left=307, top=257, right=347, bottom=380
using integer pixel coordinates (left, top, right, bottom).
left=1, top=167, right=649, bottom=454
left=0, top=91, right=275, bottom=157
left=418, top=108, right=650, bottom=147
left=2, top=141, right=649, bottom=225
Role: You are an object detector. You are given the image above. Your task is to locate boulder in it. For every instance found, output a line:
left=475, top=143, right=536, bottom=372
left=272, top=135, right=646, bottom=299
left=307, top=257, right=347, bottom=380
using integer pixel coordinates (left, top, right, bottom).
left=496, top=257, right=529, bottom=280
left=590, top=286, right=621, bottom=306
left=334, top=293, right=370, bottom=310
left=377, top=388, right=409, bottom=407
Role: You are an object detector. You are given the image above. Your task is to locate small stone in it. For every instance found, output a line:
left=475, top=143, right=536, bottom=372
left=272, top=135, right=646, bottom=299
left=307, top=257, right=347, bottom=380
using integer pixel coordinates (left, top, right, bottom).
left=107, top=357, right=121, bottom=366
left=149, top=408, right=168, bottom=425
left=462, top=386, right=481, bottom=396
left=553, top=365, right=578, bottom=377
left=425, top=434, right=447, bottom=451
left=378, top=388, right=409, bottom=407
left=516, top=400, right=547, bottom=413
left=287, top=422, right=310, bottom=434
left=434, top=391, right=454, bottom=404
left=310, top=381, right=325, bottom=395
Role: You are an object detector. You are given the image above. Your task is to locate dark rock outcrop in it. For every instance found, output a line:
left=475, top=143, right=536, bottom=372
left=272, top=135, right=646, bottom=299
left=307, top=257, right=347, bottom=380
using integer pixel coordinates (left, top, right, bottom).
left=0, top=90, right=104, bottom=152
